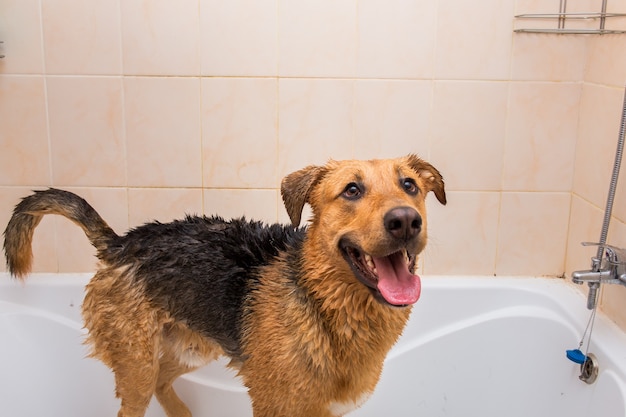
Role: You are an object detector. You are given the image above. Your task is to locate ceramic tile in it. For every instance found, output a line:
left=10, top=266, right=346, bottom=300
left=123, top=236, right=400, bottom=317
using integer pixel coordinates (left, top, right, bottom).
left=357, top=0, right=436, bottom=79
left=279, top=0, right=356, bottom=77
left=203, top=189, right=278, bottom=224
left=121, top=0, right=199, bottom=75
left=607, top=217, right=626, bottom=258
left=0, top=76, right=50, bottom=185
left=513, top=0, right=592, bottom=77
left=606, top=1, right=626, bottom=32
left=0, top=0, right=44, bottom=74
left=128, top=188, right=203, bottom=227
left=42, top=0, right=122, bottom=74
left=599, top=280, right=626, bottom=331
left=600, top=219, right=626, bottom=331
left=278, top=78, right=354, bottom=178
left=55, top=187, right=128, bottom=272
left=423, top=191, right=501, bottom=275
left=613, top=147, right=626, bottom=225
left=573, top=84, right=623, bottom=208
left=200, top=0, right=277, bottom=76
left=47, top=76, right=125, bottom=186
left=586, top=35, right=626, bottom=87
left=201, top=78, right=278, bottom=189
left=496, top=192, right=571, bottom=276
left=565, top=195, right=605, bottom=277
left=511, top=35, right=587, bottom=81
left=513, top=0, right=554, bottom=30
left=503, top=82, right=580, bottom=191
left=0, top=187, right=57, bottom=273
left=354, top=80, right=432, bottom=160
left=435, top=0, right=514, bottom=80
left=430, top=81, right=508, bottom=191
left=124, top=77, right=202, bottom=187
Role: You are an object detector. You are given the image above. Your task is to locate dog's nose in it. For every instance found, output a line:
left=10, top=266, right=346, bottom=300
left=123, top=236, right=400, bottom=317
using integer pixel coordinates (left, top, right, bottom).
left=384, top=207, right=422, bottom=241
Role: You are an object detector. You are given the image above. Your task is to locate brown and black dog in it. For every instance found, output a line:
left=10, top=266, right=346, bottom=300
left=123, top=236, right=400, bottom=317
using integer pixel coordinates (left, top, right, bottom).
left=3, top=155, right=445, bottom=417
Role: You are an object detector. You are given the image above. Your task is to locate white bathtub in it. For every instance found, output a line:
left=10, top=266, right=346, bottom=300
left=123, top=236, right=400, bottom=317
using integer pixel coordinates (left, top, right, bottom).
left=1, top=274, right=626, bottom=417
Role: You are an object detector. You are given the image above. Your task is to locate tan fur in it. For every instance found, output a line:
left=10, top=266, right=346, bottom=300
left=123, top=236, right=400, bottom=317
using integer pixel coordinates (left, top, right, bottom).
left=3, top=156, right=445, bottom=417
left=239, top=156, right=445, bottom=416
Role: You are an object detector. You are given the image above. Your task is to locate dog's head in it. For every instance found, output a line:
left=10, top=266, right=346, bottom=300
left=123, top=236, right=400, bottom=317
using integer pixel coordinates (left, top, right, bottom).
left=281, top=155, right=446, bottom=307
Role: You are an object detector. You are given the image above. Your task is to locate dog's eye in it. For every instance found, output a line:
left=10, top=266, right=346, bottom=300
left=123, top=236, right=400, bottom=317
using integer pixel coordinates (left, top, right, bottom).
left=402, top=178, right=419, bottom=195
left=342, top=182, right=362, bottom=200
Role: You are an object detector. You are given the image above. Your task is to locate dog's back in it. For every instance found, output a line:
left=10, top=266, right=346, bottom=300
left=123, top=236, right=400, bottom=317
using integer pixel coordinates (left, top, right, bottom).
left=112, top=215, right=305, bottom=359
left=4, top=189, right=306, bottom=359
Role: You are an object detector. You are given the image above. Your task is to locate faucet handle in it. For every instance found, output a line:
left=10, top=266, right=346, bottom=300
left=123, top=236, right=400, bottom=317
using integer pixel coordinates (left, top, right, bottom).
left=581, top=242, right=626, bottom=265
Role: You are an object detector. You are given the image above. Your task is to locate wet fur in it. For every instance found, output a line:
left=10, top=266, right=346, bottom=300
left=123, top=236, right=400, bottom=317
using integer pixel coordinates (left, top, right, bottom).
left=3, top=155, right=445, bottom=417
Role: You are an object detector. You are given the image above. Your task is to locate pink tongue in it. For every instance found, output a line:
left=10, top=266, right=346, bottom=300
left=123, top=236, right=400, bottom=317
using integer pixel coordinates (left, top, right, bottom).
left=372, top=252, right=421, bottom=305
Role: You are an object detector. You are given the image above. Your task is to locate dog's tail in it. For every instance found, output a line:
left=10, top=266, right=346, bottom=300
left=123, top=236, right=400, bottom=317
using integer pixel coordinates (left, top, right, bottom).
left=3, top=188, right=118, bottom=279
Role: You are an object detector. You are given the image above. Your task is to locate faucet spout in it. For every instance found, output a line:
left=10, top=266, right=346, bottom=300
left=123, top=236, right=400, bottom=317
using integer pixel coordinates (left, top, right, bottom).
left=571, top=269, right=609, bottom=310
left=571, top=268, right=612, bottom=284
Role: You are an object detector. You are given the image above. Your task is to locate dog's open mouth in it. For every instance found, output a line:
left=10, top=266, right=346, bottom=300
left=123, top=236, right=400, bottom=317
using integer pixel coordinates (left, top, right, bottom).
left=340, top=241, right=421, bottom=307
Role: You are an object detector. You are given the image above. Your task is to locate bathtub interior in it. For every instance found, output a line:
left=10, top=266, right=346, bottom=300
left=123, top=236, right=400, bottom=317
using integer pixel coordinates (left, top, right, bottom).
left=1, top=274, right=626, bottom=417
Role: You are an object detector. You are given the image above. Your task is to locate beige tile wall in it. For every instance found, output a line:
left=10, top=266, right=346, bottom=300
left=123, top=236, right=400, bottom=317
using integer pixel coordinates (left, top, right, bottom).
left=1, top=0, right=626, bottom=328
left=567, top=34, right=626, bottom=328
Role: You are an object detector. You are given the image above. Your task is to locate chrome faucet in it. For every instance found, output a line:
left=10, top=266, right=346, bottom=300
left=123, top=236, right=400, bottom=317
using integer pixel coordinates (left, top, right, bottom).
left=572, top=242, right=626, bottom=309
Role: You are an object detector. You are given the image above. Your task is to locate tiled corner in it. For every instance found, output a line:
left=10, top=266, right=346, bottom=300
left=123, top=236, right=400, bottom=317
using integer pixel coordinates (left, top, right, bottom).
left=586, top=36, right=626, bottom=88
left=573, top=84, right=624, bottom=209
left=0, top=76, right=50, bottom=185
left=599, top=219, right=626, bottom=330
left=511, top=35, right=587, bottom=81
left=124, top=77, right=202, bottom=187
left=41, top=0, right=122, bottom=75
left=47, top=76, right=125, bottom=186
left=565, top=195, right=605, bottom=278
left=613, top=155, right=626, bottom=225
left=201, top=78, right=278, bottom=189
left=354, top=80, right=432, bottom=160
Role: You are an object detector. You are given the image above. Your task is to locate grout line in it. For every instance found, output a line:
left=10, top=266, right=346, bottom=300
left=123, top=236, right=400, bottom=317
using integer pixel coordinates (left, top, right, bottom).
left=37, top=0, right=61, bottom=273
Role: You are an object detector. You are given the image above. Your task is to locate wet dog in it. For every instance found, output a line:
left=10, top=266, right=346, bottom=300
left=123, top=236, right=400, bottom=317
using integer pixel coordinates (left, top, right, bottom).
left=3, top=155, right=446, bottom=417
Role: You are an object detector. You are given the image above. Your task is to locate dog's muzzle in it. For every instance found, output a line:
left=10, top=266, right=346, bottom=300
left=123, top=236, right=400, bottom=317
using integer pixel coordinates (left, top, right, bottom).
left=339, top=241, right=421, bottom=307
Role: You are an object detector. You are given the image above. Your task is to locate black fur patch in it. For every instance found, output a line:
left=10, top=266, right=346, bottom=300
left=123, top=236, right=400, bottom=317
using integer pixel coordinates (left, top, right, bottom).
left=105, top=215, right=306, bottom=359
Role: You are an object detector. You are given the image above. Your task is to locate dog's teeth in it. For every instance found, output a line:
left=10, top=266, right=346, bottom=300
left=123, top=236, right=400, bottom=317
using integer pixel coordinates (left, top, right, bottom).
left=364, top=254, right=375, bottom=271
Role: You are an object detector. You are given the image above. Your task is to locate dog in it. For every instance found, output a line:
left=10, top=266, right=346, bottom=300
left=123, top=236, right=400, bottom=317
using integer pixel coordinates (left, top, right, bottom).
left=3, top=155, right=446, bottom=417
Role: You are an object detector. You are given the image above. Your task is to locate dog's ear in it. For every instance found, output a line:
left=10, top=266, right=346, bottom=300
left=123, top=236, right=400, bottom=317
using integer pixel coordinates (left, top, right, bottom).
left=406, top=154, right=447, bottom=205
left=281, top=165, right=327, bottom=227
